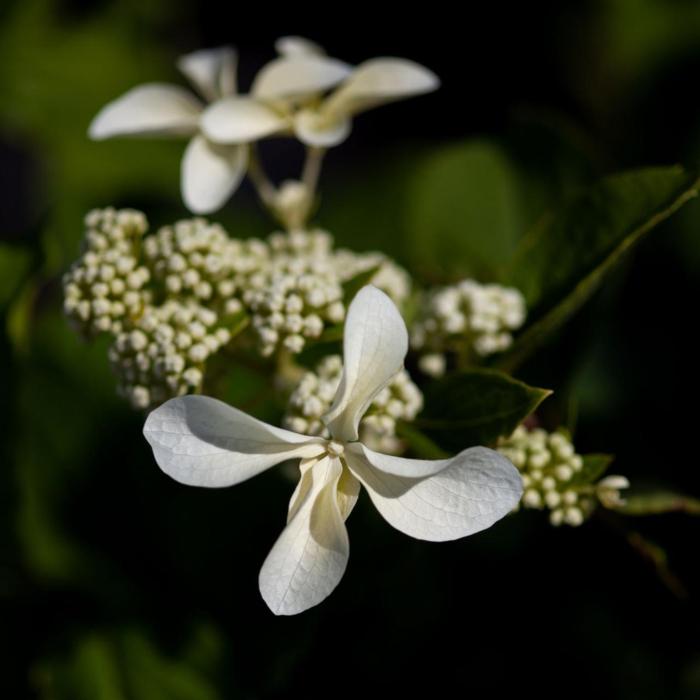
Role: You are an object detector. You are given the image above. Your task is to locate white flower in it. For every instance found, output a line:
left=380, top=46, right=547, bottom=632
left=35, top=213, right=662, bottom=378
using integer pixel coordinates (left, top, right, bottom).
left=596, top=475, right=630, bottom=508
left=88, top=47, right=291, bottom=214
left=143, top=286, right=522, bottom=615
left=292, top=57, right=440, bottom=147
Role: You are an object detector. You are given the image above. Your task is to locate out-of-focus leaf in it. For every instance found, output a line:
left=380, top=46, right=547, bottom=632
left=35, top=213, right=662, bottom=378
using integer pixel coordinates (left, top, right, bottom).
left=403, top=140, right=524, bottom=280
left=617, top=489, right=700, bottom=516
left=499, top=166, right=700, bottom=370
left=0, top=0, right=183, bottom=273
left=414, top=369, right=551, bottom=451
left=0, top=244, right=32, bottom=309
left=14, top=308, right=122, bottom=583
left=6, top=276, right=38, bottom=353
left=342, top=263, right=382, bottom=304
left=316, top=323, right=343, bottom=343
left=570, top=454, right=614, bottom=487
left=395, top=421, right=449, bottom=460
left=626, top=530, right=687, bottom=599
left=35, top=629, right=222, bottom=700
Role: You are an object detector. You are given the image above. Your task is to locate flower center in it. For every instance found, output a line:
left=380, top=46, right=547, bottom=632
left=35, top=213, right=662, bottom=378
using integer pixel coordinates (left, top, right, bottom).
left=326, top=440, right=345, bottom=457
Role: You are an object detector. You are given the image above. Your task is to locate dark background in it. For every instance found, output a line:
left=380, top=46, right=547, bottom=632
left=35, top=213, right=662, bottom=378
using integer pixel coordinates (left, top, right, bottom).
left=2, top=1, right=700, bottom=698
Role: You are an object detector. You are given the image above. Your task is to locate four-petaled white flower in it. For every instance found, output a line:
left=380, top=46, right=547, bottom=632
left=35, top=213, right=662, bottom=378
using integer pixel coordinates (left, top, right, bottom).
left=291, top=56, right=440, bottom=147
left=143, top=286, right=522, bottom=615
left=203, top=38, right=440, bottom=149
left=88, top=46, right=350, bottom=214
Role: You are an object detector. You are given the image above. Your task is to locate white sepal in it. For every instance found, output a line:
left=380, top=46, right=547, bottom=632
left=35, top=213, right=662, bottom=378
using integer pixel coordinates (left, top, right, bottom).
left=201, top=97, right=290, bottom=144
left=251, top=56, right=352, bottom=100
left=345, top=446, right=523, bottom=541
left=275, top=36, right=326, bottom=58
left=143, top=395, right=325, bottom=488
left=181, top=135, right=248, bottom=214
left=293, top=109, right=352, bottom=147
left=259, top=456, right=349, bottom=615
left=178, top=46, right=238, bottom=101
left=88, top=84, right=202, bottom=139
left=324, top=58, right=439, bottom=119
left=323, top=286, right=408, bottom=442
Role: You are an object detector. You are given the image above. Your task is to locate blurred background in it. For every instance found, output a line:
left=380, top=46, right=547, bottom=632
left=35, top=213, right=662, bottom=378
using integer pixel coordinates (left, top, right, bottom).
left=2, top=0, right=700, bottom=697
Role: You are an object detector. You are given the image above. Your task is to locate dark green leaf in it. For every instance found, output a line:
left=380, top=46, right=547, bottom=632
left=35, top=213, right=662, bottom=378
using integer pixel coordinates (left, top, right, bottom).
left=403, top=140, right=524, bottom=280
left=342, top=263, right=382, bottom=303
left=618, top=490, right=700, bottom=516
left=570, top=453, right=614, bottom=486
left=415, top=368, right=551, bottom=451
left=395, top=421, right=449, bottom=459
left=499, top=166, right=700, bottom=370
left=35, top=629, right=222, bottom=700
left=0, top=244, right=32, bottom=309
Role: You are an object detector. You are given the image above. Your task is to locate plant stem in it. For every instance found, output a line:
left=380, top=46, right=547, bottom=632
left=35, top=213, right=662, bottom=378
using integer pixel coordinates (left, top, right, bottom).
left=301, top=146, right=326, bottom=200
left=247, top=145, right=278, bottom=209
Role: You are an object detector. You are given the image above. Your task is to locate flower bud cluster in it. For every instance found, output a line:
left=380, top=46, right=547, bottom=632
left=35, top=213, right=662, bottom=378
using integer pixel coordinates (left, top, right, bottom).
left=142, top=218, right=269, bottom=316
left=412, top=279, right=526, bottom=376
left=283, top=354, right=423, bottom=455
left=245, top=230, right=345, bottom=356
left=107, top=300, right=232, bottom=409
left=63, top=208, right=151, bottom=336
left=64, top=210, right=416, bottom=408
left=498, top=426, right=592, bottom=526
left=244, top=229, right=413, bottom=356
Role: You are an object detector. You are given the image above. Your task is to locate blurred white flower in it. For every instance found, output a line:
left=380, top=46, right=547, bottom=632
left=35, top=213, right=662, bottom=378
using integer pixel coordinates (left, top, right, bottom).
left=596, top=475, right=630, bottom=508
left=89, top=47, right=291, bottom=214
left=144, top=286, right=522, bottom=615
left=293, top=57, right=440, bottom=147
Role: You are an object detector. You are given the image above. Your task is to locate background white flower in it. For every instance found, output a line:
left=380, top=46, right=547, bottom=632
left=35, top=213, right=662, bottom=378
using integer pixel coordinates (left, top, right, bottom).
left=88, top=46, right=289, bottom=214
left=143, top=286, right=522, bottom=615
left=293, top=57, right=440, bottom=147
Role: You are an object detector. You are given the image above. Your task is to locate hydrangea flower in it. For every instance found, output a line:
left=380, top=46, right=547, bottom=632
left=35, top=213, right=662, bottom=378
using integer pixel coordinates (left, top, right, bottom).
left=143, top=286, right=522, bottom=615
left=89, top=46, right=345, bottom=214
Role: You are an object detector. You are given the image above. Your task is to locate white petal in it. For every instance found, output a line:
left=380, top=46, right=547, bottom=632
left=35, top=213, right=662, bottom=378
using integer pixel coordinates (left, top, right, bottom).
left=181, top=135, right=248, bottom=214
left=251, top=56, right=353, bottom=100
left=178, top=46, right=238, bottom=101
left=345, top=446, right=523, bottom=542
left=275, top=36, right=326, bottom=58
left=348, top=442, right=453, bottom=478
left=324, top=58, right=439, bottom=119
left=259, top=457, right=349, bottom=615
left=294, top=108, right=352, bottom=147
left=88, top=84, right=202, bottom=139
left=143, top=395, right=325, bottom=488
left=201, top=97, right=289, bottom=144
left=323, top=286, right=408, bottom=442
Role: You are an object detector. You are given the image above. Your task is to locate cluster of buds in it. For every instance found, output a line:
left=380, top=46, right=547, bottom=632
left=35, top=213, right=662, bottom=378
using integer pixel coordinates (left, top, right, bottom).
left=244, top=231, right=345, bottom=355
left=412, top=279, right=526, bottom=376
left=498, top=425, right=629, bottom=526
left=64, top=209, right=414, bottom=408
left=62, top=208, right=151, bottom=336
left=142, top=218, right=268, bottom=315
left=244, top=229, right=411, bottom=356
left=108, top=300, right=231, bottom=409
left=283, top=354, right=423, bottom=455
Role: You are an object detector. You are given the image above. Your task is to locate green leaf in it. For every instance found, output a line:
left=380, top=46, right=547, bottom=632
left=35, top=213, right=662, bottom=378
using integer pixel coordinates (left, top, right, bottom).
left=403, top=140, right=524, bottom=280
left=395, top=421, right=449, bottom=460
left=35, top=629, right=222, bottom=700
left=499, top=166, right=700, bottom=370
left=414, top=368, right=551, bottom=451
left=570, top=453, right=614, bottom=486
left=0, top=244, right=32, bottom=309
left=317, top=323, right=343, bottom=343
left=342, top=263, right=382, bottom=304
left=618, top=490, right=700, bottom=516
